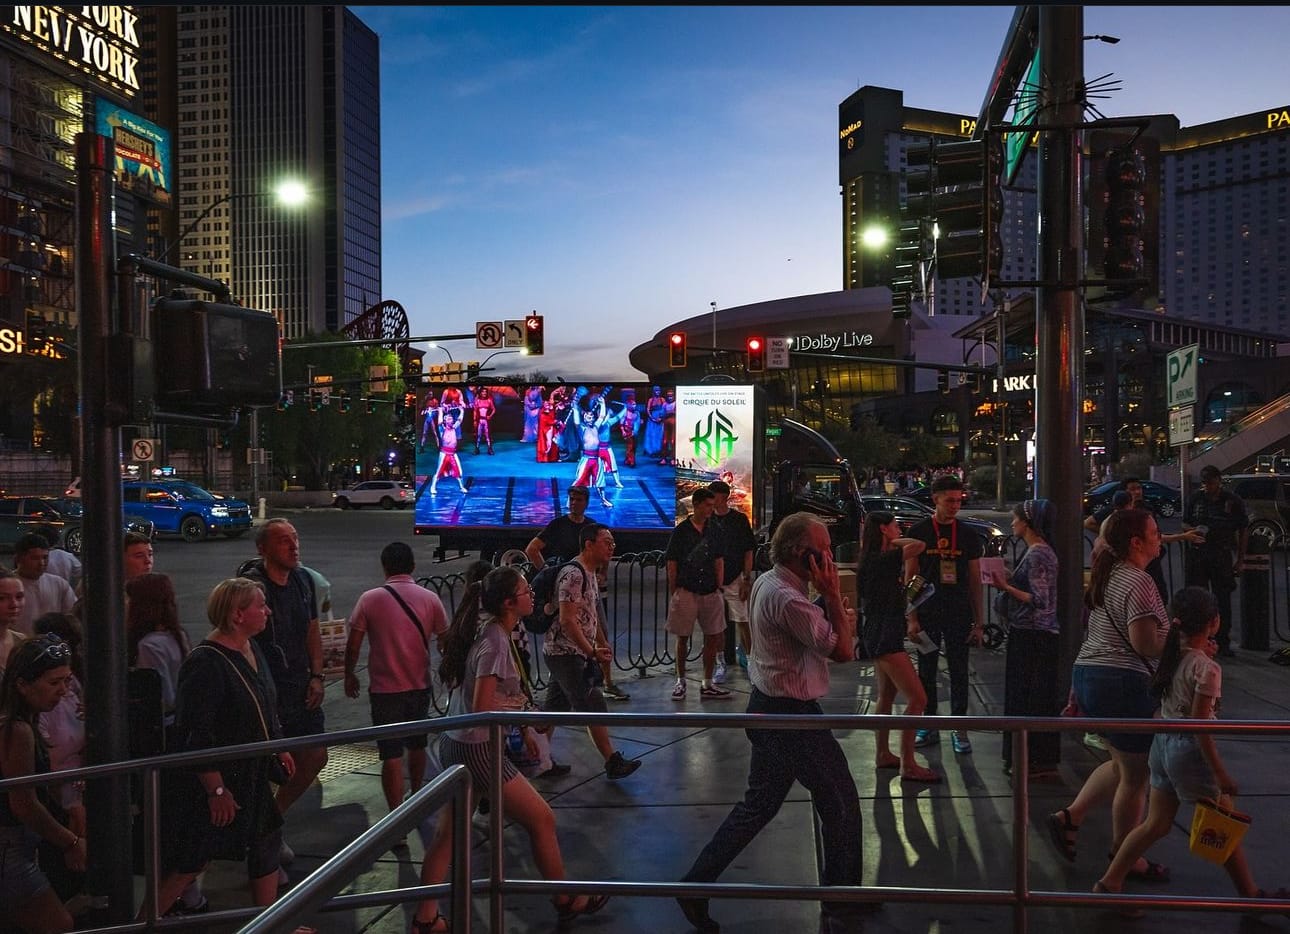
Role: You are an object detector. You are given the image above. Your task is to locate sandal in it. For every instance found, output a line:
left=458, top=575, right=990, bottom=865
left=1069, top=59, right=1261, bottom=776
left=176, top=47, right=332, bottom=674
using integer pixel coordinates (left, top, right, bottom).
left=875, top=753, right=901, bottom=770
left=553, top=894, right=610, bottom=922
left=1093, top=881, right=1144, bottom=919
left=411, top=913, right=450, bottom=934
left=1046, top=808, right=1078, bottom=863
left=1121, top=857, right=1170, bottom=885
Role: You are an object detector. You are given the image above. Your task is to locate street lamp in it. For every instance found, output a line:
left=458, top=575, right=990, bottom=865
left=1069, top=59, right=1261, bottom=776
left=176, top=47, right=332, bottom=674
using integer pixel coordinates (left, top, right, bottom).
left=157, top=178, right=309, bottom=265
left=427, top=342, right=454, bottom=364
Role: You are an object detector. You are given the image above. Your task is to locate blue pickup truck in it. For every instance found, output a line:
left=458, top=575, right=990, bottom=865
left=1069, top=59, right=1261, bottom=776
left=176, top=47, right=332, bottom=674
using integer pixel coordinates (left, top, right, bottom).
left=122, top=480, right=253, bottom=543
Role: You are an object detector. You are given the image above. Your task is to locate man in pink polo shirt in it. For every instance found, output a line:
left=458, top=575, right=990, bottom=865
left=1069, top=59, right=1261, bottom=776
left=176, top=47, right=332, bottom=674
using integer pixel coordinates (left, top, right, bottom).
left=344, top=542, right=448, bottom=829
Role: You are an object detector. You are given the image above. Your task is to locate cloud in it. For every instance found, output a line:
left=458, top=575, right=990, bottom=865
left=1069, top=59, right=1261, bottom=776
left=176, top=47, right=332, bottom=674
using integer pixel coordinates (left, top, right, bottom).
left=383, top=194, right=451, bottom=222
left=448, top=12, right=617, bottom=98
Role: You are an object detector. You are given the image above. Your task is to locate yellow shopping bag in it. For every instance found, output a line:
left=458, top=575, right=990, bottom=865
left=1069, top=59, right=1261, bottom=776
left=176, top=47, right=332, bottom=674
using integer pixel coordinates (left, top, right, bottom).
left=1189, top=796, right=1251, bottom=865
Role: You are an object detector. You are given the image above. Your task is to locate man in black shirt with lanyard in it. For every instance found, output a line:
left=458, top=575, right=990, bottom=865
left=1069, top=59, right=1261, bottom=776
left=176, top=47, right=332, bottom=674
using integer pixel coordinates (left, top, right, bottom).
left=904, top=476, right=984, bottom=755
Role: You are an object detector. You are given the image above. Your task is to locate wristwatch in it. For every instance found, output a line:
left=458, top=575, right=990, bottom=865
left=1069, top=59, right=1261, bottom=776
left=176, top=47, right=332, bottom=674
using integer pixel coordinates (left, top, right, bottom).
left=309, top=671, right=324, bottom=682
left=208, top=785, right=225, bottom=798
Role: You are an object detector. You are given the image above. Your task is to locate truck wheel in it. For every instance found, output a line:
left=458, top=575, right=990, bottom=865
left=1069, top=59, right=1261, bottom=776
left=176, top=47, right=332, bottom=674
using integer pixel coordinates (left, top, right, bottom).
left=334, top=496, right=350, bottom=510
left=380, top=496, right=395, bottom=510
left=180, top=515, right=208, bottom=543
left=1158, top=500, right=1177, bottom=518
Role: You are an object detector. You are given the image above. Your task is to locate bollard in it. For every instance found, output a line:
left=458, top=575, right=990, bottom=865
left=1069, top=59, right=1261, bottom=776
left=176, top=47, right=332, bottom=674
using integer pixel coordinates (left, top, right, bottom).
left=258, top=496, right=267, bottom=519
left=1240, top=535, right=1272, bottom=651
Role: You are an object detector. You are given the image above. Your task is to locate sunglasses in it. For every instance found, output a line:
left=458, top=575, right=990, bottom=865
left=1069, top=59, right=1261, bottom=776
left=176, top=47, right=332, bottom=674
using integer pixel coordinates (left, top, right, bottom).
left=22, top=636, right=71, bottom=678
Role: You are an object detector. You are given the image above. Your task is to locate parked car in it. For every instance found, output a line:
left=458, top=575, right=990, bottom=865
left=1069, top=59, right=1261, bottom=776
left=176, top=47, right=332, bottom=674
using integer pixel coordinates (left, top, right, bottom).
left=1082, top=479, right=1182, bottom=518
left=332, top=480, right=414, bottom=510
left=1223, top=473, right=1290, bottom=548
left=122, top=479, right=253, bottom=543
left=0, top=495, right=154, bottom=554
left=856, top=494, right=1009, bottom=555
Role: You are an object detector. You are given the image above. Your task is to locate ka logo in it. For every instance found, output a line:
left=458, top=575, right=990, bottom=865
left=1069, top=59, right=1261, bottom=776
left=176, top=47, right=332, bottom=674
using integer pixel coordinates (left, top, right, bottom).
left=691, top=409, right=738, bottom=467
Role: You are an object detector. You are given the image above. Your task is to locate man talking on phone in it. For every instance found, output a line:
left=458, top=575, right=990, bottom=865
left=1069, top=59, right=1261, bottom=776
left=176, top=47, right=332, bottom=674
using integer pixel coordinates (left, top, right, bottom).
left=677, top=512, right=865, bottom=934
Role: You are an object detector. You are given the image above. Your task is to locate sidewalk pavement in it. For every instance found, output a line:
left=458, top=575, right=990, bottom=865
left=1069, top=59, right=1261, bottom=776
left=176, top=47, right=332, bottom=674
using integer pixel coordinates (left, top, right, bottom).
left=192, top=638, right=1290, bottom=934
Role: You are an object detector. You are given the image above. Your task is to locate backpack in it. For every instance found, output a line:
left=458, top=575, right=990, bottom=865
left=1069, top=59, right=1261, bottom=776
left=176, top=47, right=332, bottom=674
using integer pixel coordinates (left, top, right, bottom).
left=523, top=560, right=588, bottom=635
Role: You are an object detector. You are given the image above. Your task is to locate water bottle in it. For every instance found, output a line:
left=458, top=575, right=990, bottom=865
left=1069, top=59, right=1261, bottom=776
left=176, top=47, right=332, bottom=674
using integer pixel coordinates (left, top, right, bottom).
left=506, top=726, right=524, bottom=758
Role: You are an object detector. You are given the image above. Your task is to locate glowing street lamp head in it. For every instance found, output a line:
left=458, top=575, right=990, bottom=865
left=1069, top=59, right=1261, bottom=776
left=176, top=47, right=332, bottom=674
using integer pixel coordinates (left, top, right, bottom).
left=275, top=179, right=308, bottom=207
left=861, top=226, right=889, bottom=250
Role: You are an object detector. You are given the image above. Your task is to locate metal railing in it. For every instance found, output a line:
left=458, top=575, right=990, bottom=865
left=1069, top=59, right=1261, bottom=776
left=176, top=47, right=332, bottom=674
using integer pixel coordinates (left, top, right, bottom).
left=12, top=710, right=1289, bottom=933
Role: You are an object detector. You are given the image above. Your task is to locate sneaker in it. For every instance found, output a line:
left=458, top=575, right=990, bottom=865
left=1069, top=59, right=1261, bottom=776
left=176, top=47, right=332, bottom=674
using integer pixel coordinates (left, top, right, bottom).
left=735, top=646, right=748, bottom=669
left=604, top=751, right=641, bottom=781
left=602, top=682, right=631, bottom=702
left=672, top=679, right=687, bottom=701
left=951, top=731, right=973, bottom=754
left=279, top=839, right=296, bottom=866
left=1083, top=732, right=1108, bottom=751
left=276, top=867, right=290, bottom=888
left=536, top=761, right=572, bottom=779
left=713, top=662, right=727, bottom=684
left=699, top=683, right=732, bottom=700
left=913, top=729, right=939, bottom=747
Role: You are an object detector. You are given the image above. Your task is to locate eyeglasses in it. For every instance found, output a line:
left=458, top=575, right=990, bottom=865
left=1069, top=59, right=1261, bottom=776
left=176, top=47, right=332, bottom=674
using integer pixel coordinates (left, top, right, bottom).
left=513, top=585, right=534, bottom=598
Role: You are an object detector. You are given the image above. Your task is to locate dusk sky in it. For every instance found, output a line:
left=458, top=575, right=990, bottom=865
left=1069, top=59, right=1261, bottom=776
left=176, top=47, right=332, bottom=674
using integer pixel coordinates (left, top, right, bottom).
left=353, top=6, right=1290, bottom=380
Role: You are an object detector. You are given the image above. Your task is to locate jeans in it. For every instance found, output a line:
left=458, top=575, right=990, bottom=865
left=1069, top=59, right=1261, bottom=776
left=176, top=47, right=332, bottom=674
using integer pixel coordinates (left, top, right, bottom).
left=680, top=688, right=862, bottom=917
left=916, top=617, right=971, bottom=717
left=1002, top=628, right=1060, bottom=768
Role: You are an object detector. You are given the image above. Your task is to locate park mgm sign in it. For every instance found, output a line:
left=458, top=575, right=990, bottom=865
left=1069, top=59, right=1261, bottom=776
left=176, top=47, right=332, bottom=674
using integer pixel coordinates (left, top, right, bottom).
left=3, top=6, right=141, bottom=97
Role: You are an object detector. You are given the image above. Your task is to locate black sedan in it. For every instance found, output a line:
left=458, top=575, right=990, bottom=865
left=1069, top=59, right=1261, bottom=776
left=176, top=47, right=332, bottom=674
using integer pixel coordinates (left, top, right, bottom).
left=857, top=495, right=1009, bottom=555
left=1082, top=479, right=1182, bottom=518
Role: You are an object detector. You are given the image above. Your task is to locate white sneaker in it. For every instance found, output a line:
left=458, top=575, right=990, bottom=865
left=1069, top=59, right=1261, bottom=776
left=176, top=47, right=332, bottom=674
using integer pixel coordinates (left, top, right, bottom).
left=713, top=662, right=727, bottom=685
left=279, top=839, right=295, bottom=865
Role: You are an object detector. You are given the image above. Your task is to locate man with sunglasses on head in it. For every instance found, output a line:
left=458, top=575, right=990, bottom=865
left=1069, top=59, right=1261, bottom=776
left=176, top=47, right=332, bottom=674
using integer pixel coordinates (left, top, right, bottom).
left=240, top=518, right=327, bottom=869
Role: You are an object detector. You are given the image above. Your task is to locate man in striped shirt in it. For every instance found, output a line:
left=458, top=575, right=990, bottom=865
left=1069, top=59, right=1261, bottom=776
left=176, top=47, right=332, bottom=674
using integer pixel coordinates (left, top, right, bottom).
left=677, top=513, right=864, bottom=934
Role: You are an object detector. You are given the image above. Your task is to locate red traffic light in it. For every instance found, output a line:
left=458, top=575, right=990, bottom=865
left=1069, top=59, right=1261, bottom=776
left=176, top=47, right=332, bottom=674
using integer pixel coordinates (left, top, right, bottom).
left=524, top=313, right=544, bottom=355
left=668, top=331, right=687, bottom=368
left=746, top=336, right=765, bottom=372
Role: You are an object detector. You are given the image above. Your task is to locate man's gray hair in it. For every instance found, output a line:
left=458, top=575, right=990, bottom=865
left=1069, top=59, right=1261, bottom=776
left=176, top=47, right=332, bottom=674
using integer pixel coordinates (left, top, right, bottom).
left=770, top=512, right=823, bottom=566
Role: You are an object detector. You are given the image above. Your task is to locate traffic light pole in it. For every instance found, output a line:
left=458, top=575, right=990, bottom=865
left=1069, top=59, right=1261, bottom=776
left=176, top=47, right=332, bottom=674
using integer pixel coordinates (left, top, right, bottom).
left=76, top=133, right=134, bottom=922
left=1035, top=5, right=1086, bottom=718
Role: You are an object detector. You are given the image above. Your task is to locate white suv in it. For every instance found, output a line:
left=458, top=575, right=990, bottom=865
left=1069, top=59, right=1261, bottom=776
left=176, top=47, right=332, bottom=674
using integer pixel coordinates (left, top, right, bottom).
left=332, top=480, right=414, bottom=510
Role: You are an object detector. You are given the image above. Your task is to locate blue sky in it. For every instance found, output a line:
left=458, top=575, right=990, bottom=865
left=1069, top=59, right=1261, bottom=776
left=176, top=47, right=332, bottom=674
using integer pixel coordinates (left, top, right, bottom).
left=353, top=6, right=1290, bottom=380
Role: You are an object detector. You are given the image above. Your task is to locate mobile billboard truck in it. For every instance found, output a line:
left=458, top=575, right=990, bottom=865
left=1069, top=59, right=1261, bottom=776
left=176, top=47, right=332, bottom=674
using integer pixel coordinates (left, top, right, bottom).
left=414, top=381, right=871, bottom=561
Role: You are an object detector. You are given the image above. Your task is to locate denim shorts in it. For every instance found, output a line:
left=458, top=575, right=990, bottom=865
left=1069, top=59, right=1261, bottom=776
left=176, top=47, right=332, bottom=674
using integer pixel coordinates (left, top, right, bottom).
left=1149, top=733, right=1220, bottom=803
left=1072, top=664, right=1157, bottom=754
left=0, top=825, right=51, bottom=909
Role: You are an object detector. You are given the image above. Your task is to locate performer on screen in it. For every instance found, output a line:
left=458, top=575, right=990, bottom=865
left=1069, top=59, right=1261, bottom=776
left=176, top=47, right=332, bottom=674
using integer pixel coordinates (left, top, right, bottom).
left=660, top=388, right=677, bottom=466
left=644, top=384, right=666, bottom=458
left=430, top=407, right=468, bottom=495
left=472, top=386, right=496, bottom=455
left=573, top=408, right=612, bottom=508
left=522, top=384, right=543, bottom=443
left=620, top=398, right=640, bottom=468
left=537, top=400, right=560, bottom=463
left=593, top=398, right=627, bottom=488
left=419, top=393, right=440, bottom=454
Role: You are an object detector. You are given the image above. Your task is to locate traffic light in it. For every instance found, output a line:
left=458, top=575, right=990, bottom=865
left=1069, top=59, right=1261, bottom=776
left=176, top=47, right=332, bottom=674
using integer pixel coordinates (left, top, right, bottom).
left=902, top=137, right=1003, bottom=282
left=310, top=389, right=324, bottom=412
left=403, top=352, right=423, bottom=382
left=746, top=336, right=765, bottom=373
left=890, top=218, right=921, bottom=319
left=668, top=331, right=687, bottom=368
left=338, top=391, right=351, bottom=413
left=467, top=361, right=481, bottom=380
left=524, top=314, right=544, bottom=355
left=1088, top=132, right=1159, bottom=298
left=152, top=298, right=281, bottom=408
left=937, top=370, right=950, bottom=394
left=365, top=398, right=377, bottom=415
left=276, top=390, right=293, bottom=412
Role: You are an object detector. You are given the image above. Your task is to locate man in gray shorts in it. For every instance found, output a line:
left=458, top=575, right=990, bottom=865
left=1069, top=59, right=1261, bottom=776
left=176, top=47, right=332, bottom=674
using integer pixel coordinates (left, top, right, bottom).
left=665, top=488, right=728, bottom=700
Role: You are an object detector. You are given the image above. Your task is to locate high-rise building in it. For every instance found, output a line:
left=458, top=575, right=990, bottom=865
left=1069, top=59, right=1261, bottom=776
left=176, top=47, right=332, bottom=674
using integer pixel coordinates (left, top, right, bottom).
left=842, top=85, right=1290, bottom=332
left=144, top=5, right=381, bottom=338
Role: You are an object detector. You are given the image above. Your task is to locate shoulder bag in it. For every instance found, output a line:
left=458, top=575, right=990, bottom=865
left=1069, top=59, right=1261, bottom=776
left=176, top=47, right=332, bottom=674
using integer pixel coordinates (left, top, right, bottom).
left=194, top=645, right=289, bottom=784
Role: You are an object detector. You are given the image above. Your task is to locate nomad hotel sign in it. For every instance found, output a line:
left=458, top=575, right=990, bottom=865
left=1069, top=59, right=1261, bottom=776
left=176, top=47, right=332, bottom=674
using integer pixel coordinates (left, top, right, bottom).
left=4, top=6, right=140, bottom=97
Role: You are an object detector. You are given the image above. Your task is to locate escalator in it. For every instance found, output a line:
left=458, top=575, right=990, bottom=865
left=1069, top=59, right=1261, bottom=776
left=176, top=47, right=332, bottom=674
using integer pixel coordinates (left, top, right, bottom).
left=1186, top=391, right=1290, bottom=477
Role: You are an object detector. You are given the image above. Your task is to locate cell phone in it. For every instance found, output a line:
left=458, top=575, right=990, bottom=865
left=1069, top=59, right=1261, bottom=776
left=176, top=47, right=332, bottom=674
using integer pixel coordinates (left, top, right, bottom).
left=803, top=547, right=824, bottom=566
